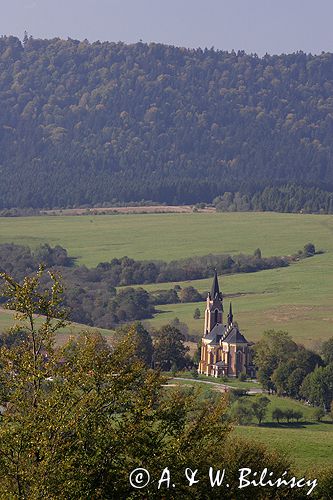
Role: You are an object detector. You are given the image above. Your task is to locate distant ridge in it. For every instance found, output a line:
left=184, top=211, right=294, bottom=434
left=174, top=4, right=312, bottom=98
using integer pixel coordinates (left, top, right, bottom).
left=1, top=35, right=333, bottom=210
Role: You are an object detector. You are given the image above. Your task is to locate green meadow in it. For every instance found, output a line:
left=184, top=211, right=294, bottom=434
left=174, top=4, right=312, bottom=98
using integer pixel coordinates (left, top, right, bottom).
left=235, top=395, right=333, bottom=471
left=0, top=211, right=331, bottom=265
left=236, top=423, right=332, bottom=471
left=1, top=212, right=333, bottom=345
left=170, top=377, right=333, bottom=470
left=0, top=307, right=115, bottom=346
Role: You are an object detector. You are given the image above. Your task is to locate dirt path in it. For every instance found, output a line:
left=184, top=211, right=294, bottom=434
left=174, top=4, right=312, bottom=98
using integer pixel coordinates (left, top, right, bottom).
left=173, top=377, right=264, bottom=394
left=42, top=205, right=216, bottom=216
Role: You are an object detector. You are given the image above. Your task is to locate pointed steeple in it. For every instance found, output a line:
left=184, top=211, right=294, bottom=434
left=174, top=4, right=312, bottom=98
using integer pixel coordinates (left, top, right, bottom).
left=204, top=270, right=223, bottom=334
left=211, top=269, right=220, bottom=299
left=227, top=302, right=233, bottom=326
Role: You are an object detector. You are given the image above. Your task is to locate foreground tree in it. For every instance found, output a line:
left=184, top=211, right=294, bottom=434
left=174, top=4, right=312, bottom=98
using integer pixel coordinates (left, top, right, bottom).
left=0, top=270, right=326, bottom=498
left=0, top=266, right=68, bottom=407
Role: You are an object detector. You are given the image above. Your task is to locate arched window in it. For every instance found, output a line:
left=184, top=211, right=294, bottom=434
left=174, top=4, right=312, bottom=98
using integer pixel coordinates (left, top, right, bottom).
left=214, top=309, right=218, bottom=323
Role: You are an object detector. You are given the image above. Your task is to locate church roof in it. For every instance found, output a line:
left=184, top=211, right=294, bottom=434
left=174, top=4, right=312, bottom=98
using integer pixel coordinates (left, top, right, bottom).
left=211, top=270, right=221, bottom=298
left=205, top=322, right=249, bottom=345
left=204, top=323, right=225, bottom=343
left=223, top=325, right=249, bottom=344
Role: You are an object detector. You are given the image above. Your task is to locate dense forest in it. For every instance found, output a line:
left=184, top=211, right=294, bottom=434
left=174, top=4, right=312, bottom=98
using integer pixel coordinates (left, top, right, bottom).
left=1, top=36, right=333, bottom=210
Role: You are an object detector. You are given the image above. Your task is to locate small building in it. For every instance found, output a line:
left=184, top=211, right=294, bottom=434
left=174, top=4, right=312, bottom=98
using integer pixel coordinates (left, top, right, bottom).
left=198, top=271, right=255, bottom=378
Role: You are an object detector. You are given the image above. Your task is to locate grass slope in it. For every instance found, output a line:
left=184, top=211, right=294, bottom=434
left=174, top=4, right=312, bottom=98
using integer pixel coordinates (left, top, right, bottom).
left=235, top=424, right=333, bottom=471
left=0, top=307, right=115, bottom=346
left=169, top=377, right=333, bottom=471
left=170, top=374, right=333, bottom=472
left=235, top=395, right=333, bottom=471
left=1, top=212, right=333, bottom=345
left=146, top=253, right=333, bottom=345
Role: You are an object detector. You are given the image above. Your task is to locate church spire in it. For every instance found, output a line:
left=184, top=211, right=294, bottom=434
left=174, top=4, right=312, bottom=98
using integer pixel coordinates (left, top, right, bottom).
left=227, top=302, right=233, bottom=326
left=211, top=269, right=220, bottom=299
left=204, top=271, right=223, bottom=334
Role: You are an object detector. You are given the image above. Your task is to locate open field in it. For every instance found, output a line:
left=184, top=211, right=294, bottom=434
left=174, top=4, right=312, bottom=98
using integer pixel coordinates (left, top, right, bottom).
left=0, top=307, right=115, bottom=346
left=235, top=394, right=333, bottom=471
left=1, top=212, right=333, bottom=345
left=235, top=422, right=333, bottom=471
left=0, top=211, right=331, bottom=266
left=169, top=377, right=333, bottom=470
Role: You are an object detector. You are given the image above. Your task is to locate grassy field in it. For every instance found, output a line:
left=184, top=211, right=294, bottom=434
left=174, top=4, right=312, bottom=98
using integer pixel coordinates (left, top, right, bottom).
left=0, top=307, right=115, bottom=346
left=169, top=377, right=333, bottom=471
left=0, top=211, right=331, bottom=266
left=235, top=423, right=333, bottom=471
left=1, top=212, right=333, bottom=345
left=235, top=395, right=333, bottom=471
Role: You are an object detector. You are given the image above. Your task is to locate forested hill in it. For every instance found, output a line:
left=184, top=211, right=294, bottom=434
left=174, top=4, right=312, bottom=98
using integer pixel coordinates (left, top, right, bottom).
left=1, top=35, right=333, bottom=209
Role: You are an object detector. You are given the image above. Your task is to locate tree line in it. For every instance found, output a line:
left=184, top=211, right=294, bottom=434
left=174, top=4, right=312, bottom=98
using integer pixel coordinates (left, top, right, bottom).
left=0, top=242, right=316, bottom=328
left=1, top=36, right=333, bottom=209
left=253, top=330, right=333, bottom=411
left=0, top=242, right=297, bottom=285
left=213, top=185, right=333, bottom=214
left=95, top=250, right=292, bottom=285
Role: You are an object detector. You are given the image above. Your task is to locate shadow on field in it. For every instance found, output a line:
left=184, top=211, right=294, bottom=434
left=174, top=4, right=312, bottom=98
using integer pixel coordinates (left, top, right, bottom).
left=260, top=421, right=317, bottom=429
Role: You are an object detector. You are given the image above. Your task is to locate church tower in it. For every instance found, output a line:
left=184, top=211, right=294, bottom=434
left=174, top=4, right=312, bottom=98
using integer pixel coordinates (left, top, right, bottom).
left=204, top=270, right=223, bottom=335
left=199, top=272, right=255, bottom=378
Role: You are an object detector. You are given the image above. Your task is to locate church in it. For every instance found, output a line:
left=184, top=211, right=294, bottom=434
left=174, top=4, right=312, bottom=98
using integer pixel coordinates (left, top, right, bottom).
left=198, top=271, right=255, bottom=378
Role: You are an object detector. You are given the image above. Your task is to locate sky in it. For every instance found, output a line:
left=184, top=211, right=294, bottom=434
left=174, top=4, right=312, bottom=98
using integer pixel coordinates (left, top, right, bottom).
left=1, top=0, right=333, bottom=55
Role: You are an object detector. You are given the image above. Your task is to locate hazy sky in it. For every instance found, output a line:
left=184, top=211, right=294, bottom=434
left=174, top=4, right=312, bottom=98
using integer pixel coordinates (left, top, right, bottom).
left=1, top=0, right=333, bottom=55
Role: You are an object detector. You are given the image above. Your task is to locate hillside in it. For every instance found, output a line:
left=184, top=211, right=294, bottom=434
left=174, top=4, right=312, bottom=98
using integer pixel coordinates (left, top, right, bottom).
left=1, top=36, right=333, bottom=209
left=1, top=212, right=333, bottom=345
